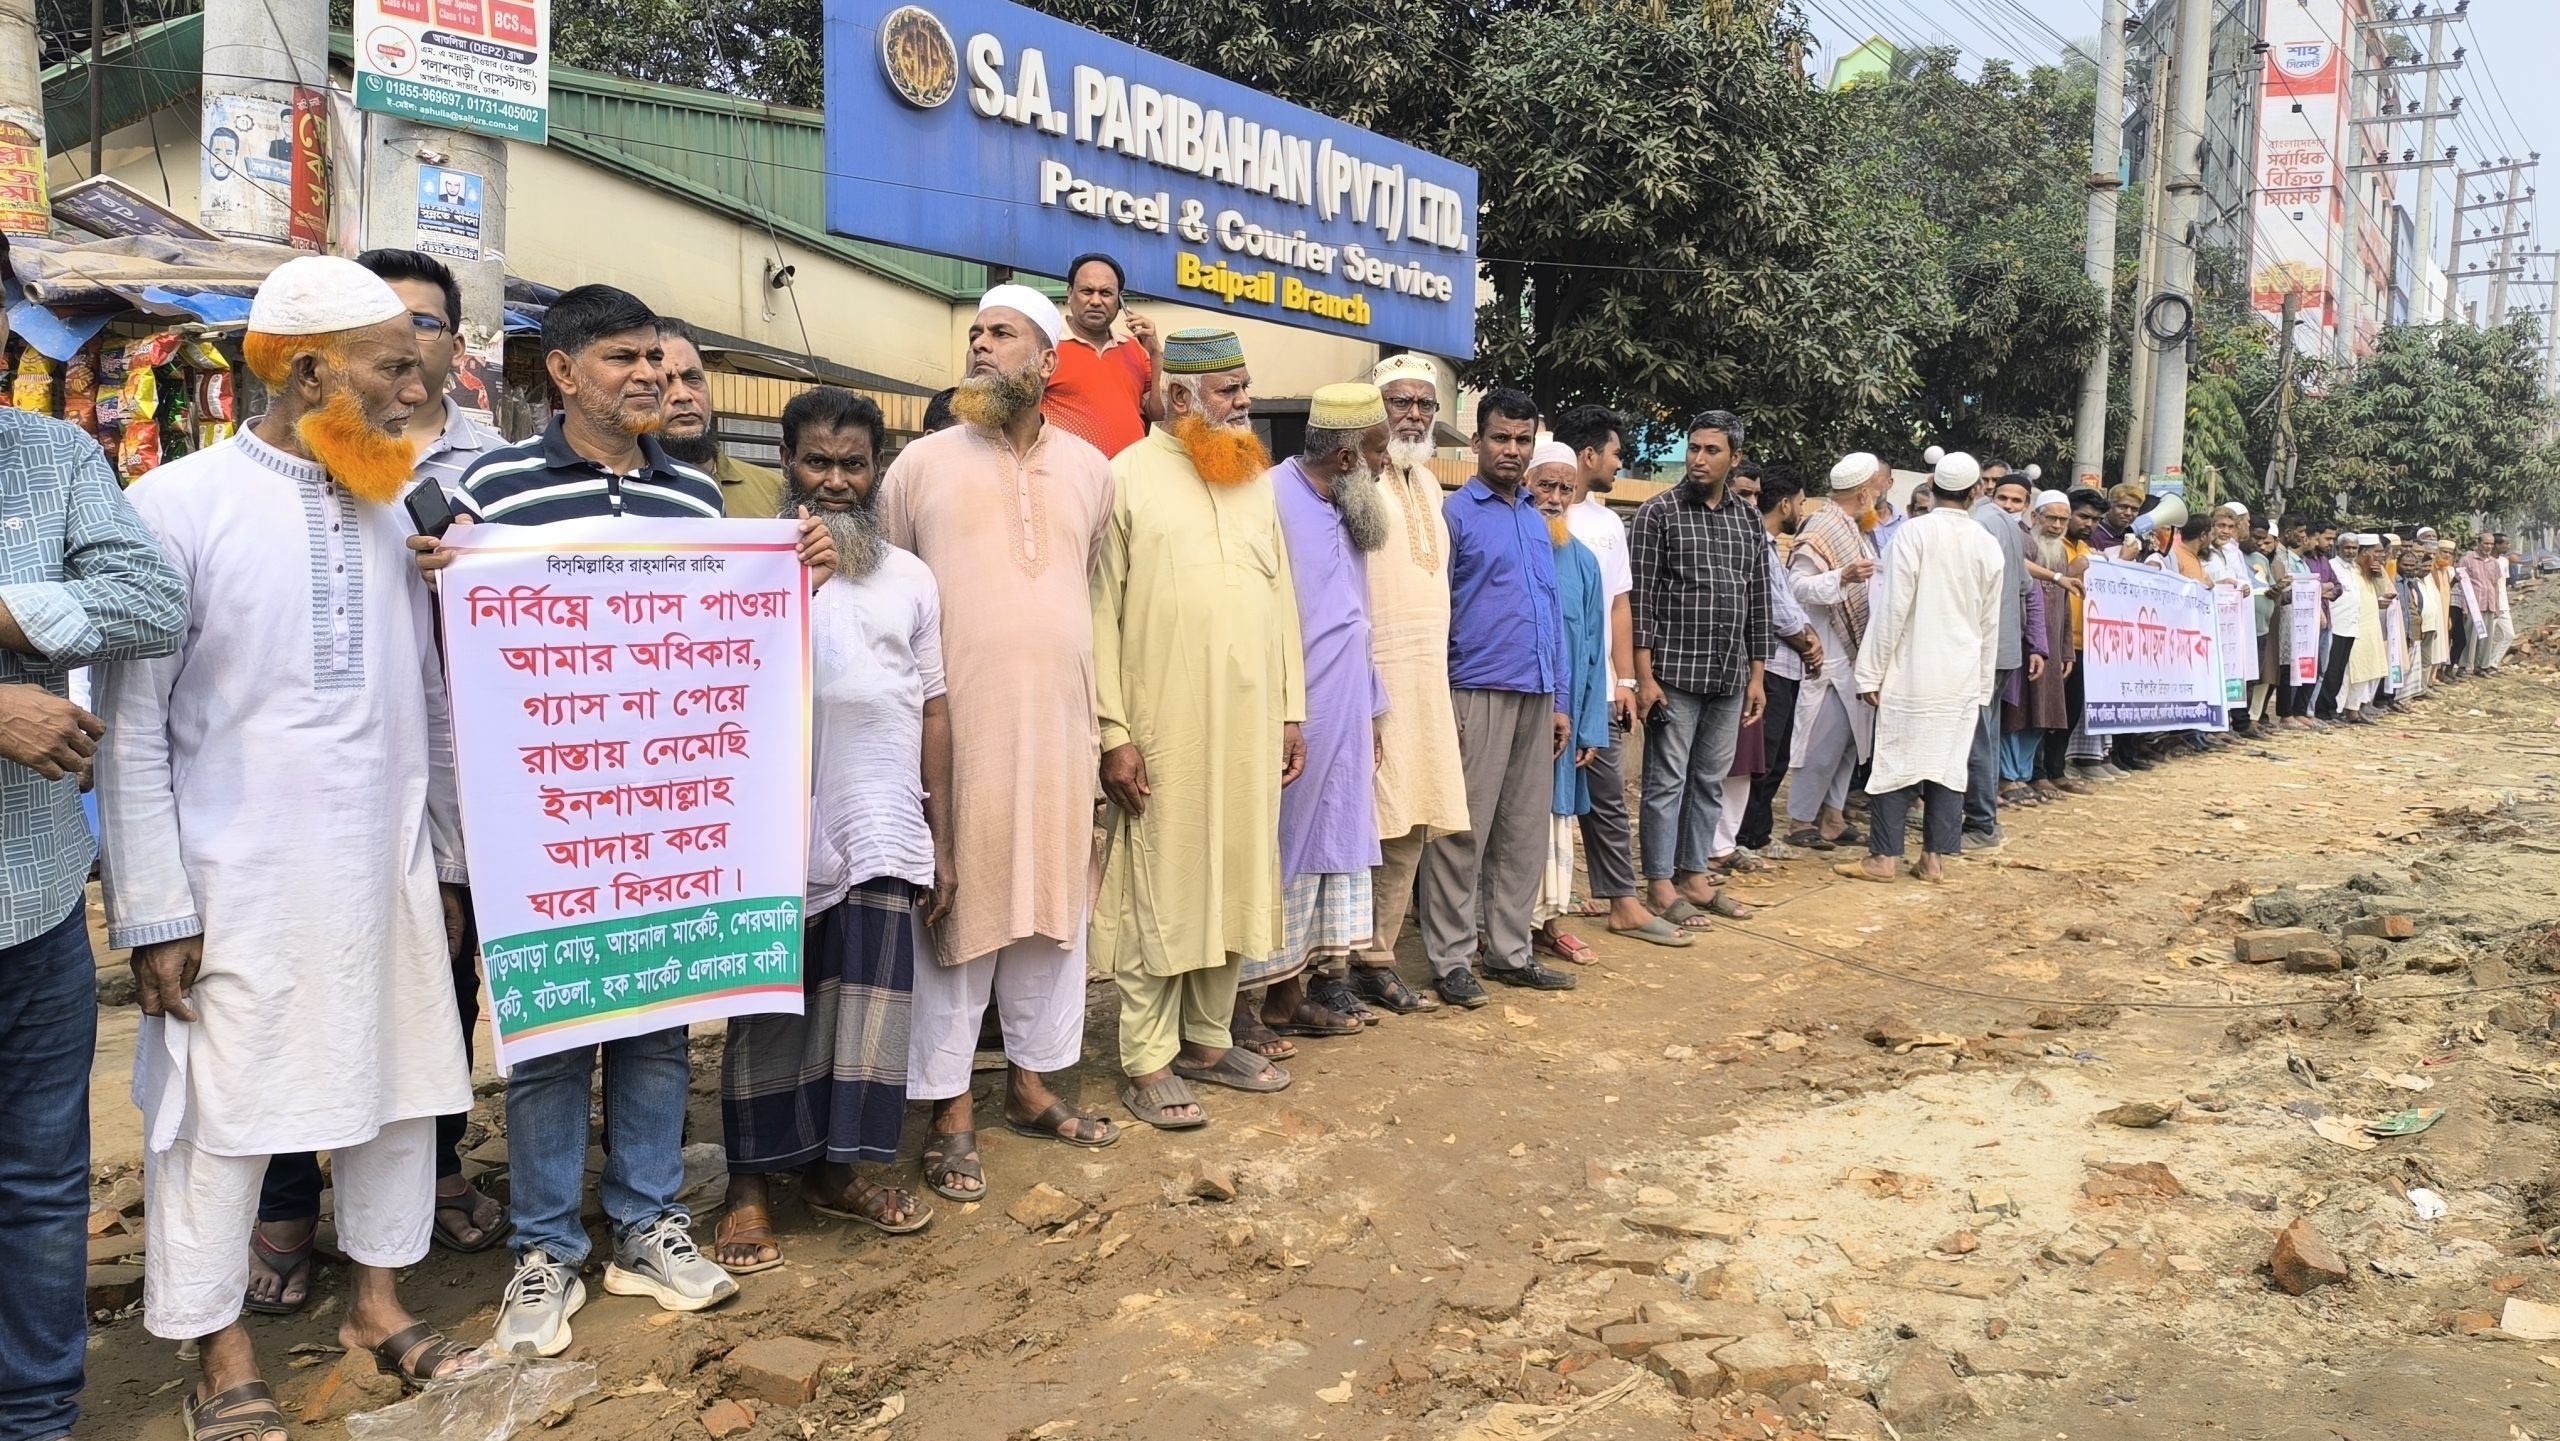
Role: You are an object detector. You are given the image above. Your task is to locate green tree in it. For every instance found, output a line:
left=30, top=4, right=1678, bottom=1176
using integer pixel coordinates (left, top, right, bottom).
left=1831, top=48, right=2108, bottom=463
left=2296, top=320, right=2560, bottom=524
left=552, top=0, right=823, bottom=105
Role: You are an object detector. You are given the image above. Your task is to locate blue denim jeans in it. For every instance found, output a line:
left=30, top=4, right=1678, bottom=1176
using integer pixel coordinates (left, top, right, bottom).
left=1964, top=670, right=2015, bottom=835
left=504, top=1027, right=691, bottom=1264
left=0, top=907, right=95, bottom=1441
left=1639, top=683, right=1743, bottom=880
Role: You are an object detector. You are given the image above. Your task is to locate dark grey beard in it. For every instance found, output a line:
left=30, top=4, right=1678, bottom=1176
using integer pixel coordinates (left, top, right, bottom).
left=658, top=428, right=718, bottom=465
left=1336, top=464, right=1388, bottom=552
left=785, top=483, right=886, bottom=581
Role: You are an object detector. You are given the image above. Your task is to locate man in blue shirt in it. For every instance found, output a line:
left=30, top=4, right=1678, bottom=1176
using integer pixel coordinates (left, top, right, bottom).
left=1418, top=390, right=1573, bottom=1008
left=0, top=263, right=188, bottom=1440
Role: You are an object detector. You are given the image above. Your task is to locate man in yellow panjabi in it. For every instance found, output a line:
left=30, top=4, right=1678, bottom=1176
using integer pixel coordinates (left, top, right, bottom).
left=1092, top=328, right=1306, bottom=1130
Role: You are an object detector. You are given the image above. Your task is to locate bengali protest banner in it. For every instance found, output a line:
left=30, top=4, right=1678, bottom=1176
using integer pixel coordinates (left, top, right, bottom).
left=442, top=518, right=810, bottom=1068
left=2213, top=585, right=2255, bottom=705
left=2384, top=600, right=2407, bottom=691
left=2080, top=557, right=2224, bottom=734
left=2288, top=574, right=2321, bottom=684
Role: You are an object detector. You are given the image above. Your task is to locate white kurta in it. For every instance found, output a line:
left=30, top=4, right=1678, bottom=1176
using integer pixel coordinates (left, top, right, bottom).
left=95, top=430, right=469, bottom=1157
left=806, top=547, right=944, bottom=912
left=1854, top=508, right=2003, bottom=795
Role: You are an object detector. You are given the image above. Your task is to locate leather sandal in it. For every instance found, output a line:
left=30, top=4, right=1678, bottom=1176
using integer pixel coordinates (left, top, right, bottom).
left=712, top=1203, right=785, bottom=1274
left=809, top=1176, right=932, bottom=1235
left=1002, top=1099, right=1119, bottom=1148
left=1350, top=965, right=1439, bottom=1013
left=918, top=1129, right=983, bottom=1200
left=371, top=1321, right=483, bottom=1389
left=1122, top=1075, right=1209, bottom=1130
left=184, top=1379, right=288, bottom=1441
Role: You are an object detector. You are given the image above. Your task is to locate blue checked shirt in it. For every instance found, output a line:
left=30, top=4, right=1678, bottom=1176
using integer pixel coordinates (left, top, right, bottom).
left=0, top=410, right=187, bottom=948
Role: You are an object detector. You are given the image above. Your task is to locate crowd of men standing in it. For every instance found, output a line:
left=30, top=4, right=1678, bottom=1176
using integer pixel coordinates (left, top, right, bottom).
left=0, top=242, right=2538, bottom=1441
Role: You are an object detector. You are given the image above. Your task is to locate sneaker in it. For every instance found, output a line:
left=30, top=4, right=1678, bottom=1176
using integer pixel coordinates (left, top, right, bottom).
left=603, top=1213, right=738, bottom=1313
left=1483, top=960, right=1579, bottom=991
left=1435, top=968, right=1490, bottom=1010
left=1961, top=828, right=2005, bottom=853
left=493, top=1250, right=587, bottom=1357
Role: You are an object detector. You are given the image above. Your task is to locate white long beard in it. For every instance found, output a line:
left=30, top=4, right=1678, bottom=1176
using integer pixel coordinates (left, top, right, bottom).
left=1335, top=460, right=1388, bottom=552
left=785, top=483, right=886, bottom=582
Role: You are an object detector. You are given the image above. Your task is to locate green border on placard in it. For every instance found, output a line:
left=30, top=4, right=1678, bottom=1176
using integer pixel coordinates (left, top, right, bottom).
left=483, top=894, right=801, bottom=1041
left=357, top=73, right=548, bottom=144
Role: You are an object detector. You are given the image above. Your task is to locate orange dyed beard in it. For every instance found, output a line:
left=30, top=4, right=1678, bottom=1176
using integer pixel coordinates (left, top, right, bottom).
left=1171, top=412, right=1270, bottom=489
left=298, top=391, right=418, bottom=505
left=1545, top=513, right=1571, bottom=545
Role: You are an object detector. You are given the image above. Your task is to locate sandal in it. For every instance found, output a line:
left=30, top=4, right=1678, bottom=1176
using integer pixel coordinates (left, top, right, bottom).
left=712, top=1203, right=785, bottom=1274
left=1310, top=976, right=1380, bottom=1026
left=431, top=1183, right=511, bottom=1254
left=1705, top=892, right=1754, bottom=920
left=1229, top=1014, right=1297, bottom=1060
left=370, top=1321, right=484, bottom=1389
left=1829, top=824, right=1864, bottom=847
left=1351, top=965, right=1439, bottom=1014
left=1607, top=916, right=1694, bottom=948
left=1833, top=860, right=1896, bottom=883
left=1172, top=1046, right=1293, bottom=1093
left=810, top=1176, right=932, bottom=1235
left=1002, top=1100, right=1120, bottom=1149
left=1267, top=999, right=1362, bottom=1039
left=1718, top=852, right=1770, bottom=875
left=1785, top=827, right=1837, bottom=852
left=1659, top=900, right=1716, bottom=933
left=242, top=1224, right=315, bottom=1316
left=1539, top=931, right=1598, bottom=964
left=1569, top=897, right=1613, bottom=918
left=183, top=1379, right=288, bottom=1441
left=918, top=1129, right=984, bottom=1201
left=1122, top=1075, right=1210, bottom=1130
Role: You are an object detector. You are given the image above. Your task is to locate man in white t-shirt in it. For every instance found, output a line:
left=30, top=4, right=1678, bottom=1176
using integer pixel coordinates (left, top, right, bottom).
left=714, top=387, right=944, bottom=1273
left=1550, top=406, right=1686, bottom=947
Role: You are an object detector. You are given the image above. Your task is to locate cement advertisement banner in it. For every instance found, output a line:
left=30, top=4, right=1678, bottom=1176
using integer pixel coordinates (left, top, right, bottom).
left=2251, top=0, right=2345, bottom=354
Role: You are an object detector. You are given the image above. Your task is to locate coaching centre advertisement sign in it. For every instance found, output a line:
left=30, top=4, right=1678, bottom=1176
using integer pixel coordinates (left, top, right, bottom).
left=2080, top=558, right=2226, bottom=734
left=355, top=0, right=550, bottom=144
left=442, top=519, right=810, bottom=1068
left=824, top=0, right=1480, bottom=356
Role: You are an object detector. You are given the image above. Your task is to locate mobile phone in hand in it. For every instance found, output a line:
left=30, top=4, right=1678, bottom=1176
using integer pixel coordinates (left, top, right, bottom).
left=404, top=481, right=457, bottom=539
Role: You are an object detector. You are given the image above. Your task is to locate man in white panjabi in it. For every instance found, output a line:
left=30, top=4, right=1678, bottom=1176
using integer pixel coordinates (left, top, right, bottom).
left=94, top=256, right=480, bottom=1438
left=1836, top=452, right=2003, bottom=886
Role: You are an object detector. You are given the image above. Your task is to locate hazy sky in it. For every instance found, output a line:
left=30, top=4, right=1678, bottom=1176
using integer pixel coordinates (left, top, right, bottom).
left=1795, top=0, right=2556, bottom=260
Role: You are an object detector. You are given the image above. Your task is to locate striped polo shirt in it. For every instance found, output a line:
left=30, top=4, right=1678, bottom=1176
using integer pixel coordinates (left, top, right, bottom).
left=455, top=416, right=722, bottom=524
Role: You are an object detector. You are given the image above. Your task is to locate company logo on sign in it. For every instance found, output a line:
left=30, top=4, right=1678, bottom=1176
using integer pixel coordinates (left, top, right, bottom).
left=2278, top=42, right=2327, bottom=77
left=880, top=7, right=959, bottom=110
left=364, top=26, right=417, bottom=73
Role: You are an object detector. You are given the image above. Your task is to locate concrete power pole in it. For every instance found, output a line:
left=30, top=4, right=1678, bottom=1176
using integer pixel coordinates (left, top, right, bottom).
left=359, top=123, right=512, bottom=425
left=2120, top=61, right=2174, bottom=493
left=200, top=0, right=327, bottom=244
left=2143, top=0, right=2212, bottom=491
left=2488, top=166, right=2530, bottom=324
left=2261, top=291, right=2298, bottom=528
left=0, top=0, right=48, bottom=237
left=2072, top=0, right=2129, bottom=491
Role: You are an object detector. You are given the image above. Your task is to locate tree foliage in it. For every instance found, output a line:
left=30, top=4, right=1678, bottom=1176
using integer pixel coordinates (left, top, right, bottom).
left=551, top=0, right=822, bottom=105
left=2295, top=321, right=2560, bottom=525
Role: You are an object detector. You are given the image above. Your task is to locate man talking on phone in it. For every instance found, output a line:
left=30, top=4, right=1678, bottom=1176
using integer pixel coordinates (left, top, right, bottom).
left=1040, top=253, right=1160, bottom=458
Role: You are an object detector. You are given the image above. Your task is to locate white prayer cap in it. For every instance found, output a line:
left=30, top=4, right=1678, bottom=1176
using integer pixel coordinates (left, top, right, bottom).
left=2358, top=532, right=2384, bottom=547
left=2033, top=489, right=2070, bottom=514
left=2219, top=500, right=2249, bottom=517
left=1529, top=440, right=1578, bottom=473
left=976, top=283, right=1064, bottom=345
left=1371, top=352, right=1440, bottom=389
left=2416, top=526, right=2438, bottom=538
left=1932, top=451, right=1980, bottom=490
left=1923, top=444, right=1947, bottom=466
left=1829, top=452, right=1881, bottom=491
left=247, top=255, right=406, bottom=337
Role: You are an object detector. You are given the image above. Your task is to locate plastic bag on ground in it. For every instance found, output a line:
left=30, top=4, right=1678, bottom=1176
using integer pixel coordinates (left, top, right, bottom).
left=345, top=1353, right=597, bottom=1441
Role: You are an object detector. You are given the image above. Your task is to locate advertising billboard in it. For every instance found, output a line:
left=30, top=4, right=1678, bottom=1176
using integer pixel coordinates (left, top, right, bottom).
left=355, top=0, right=550, bottom=144
left=2250, top=0, right=2345, bottom=355
left=823, top=0, right=1480, bottom=357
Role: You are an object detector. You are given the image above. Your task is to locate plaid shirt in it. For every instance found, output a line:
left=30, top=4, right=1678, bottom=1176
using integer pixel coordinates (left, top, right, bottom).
left=1628, top=482, right=1771, bottom=696
left=0, top=410, right=187, bottom=948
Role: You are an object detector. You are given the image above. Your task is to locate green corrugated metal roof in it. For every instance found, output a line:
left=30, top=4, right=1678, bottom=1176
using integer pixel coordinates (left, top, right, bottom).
left=42, top=13, right=990, bottom=301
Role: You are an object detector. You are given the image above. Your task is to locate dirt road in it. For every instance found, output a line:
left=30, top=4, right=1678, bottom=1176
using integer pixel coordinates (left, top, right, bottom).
left=79, top=585, right=2560, bottom=1441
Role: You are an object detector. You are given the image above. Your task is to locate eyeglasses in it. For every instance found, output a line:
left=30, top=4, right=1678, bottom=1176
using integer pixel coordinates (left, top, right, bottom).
left=1384, top=395, right=1440, bottom=415
left=408, top=313, right=452, bottom=337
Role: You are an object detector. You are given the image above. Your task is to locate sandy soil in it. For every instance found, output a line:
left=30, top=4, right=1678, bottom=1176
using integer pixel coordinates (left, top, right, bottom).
left=72, top=582, right=2560, bottom=1441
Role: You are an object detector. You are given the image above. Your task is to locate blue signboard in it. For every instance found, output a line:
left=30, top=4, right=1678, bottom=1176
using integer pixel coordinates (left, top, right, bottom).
left=823, top=0, right=1480, bottom=357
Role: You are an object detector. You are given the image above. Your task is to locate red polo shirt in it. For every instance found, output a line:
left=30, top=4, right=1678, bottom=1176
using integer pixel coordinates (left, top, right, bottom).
left=1041, top=333, right=1153, bottom=458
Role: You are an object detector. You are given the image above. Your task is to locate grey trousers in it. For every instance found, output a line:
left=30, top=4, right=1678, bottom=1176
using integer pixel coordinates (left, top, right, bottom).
left=1576, top=731, right=1639, bottom=900
left=1963, top=668, right=2015, bottom=836
left=1355, top=826, right=1430, bottom=971
left=1639, top=683, right=1743, bottom=880
left=1421, top=690, right=1556, bottom=978
left=1786, top=688, right=1858, bottom=826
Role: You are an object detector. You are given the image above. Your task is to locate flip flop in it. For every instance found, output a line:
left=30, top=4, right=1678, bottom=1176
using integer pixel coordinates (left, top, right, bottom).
left=1607, top=916, right=1694, bottom=948
left=1659, top=900, right=1716, bottom=932
left=1002, top=1100, right=1120, bottom=1149
left=1705, top=892, right=1755, bottom=920
left=241, top=1225, right=315, bottom=1316
left=1832, top=861, right=1895, bottom=883
left=711, top=1204, right=786, bottom=1274
left=184, top=1380, right=288, bottom=1441
left=370, top=1321, right=484, bottom=1390
left=809, top=1178, right=933, bottom=1235
left=1122, top=1075, right=1209, bottom=1130
left=918, top=1129, right=984, bottom=1201
left=1172, top=1046, right=1293, bottom=1093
